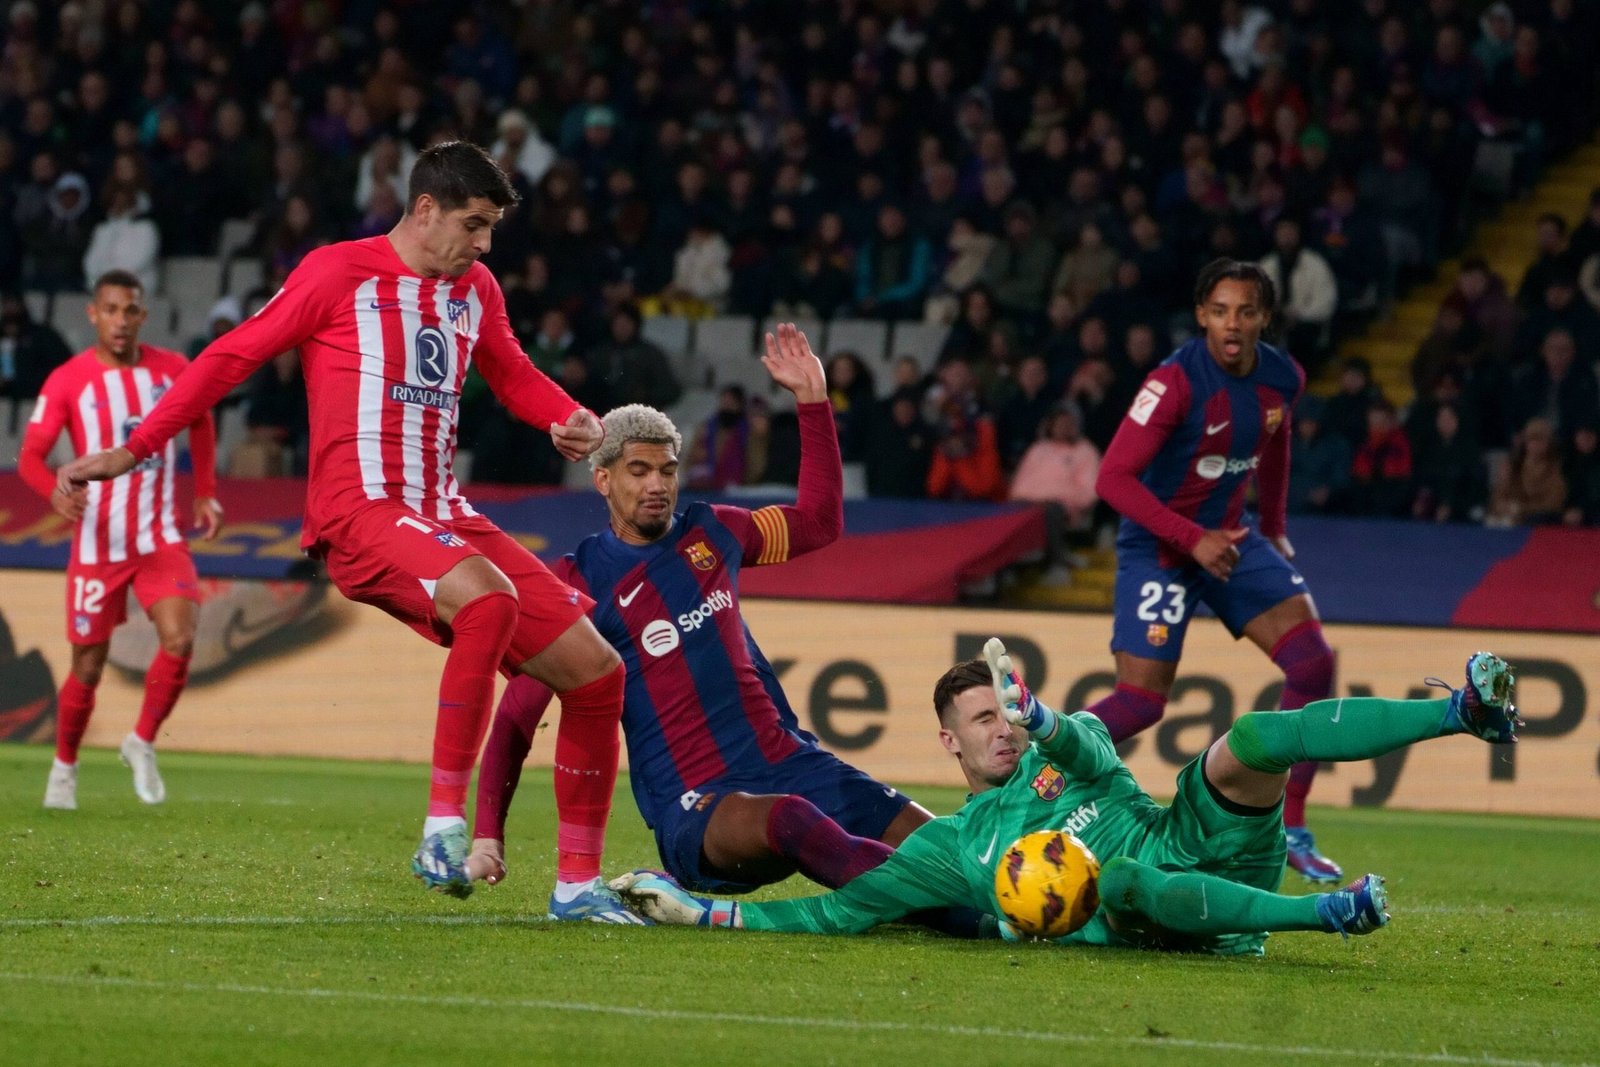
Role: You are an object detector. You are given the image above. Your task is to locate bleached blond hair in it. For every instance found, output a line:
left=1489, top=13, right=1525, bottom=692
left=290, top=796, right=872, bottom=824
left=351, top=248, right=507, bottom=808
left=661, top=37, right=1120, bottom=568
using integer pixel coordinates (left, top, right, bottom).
left=590, top=404, right=683, bottom=470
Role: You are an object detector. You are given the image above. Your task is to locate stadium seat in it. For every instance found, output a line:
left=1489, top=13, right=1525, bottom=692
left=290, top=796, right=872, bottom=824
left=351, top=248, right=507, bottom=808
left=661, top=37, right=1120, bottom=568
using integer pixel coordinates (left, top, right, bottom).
left=840, top=461, right=867, bottom=500
left=642, top=314, right=703, bottom=390
left=214, top=405, right=250, bottom=471
left=22, top=290, right=48, bottom=324
left=710, top=352, right=777, bottom=401
left=0, top=398, right=19, bottom=467
left=49, top=292, right=94, bottom=351
left=888, top=321, right=949, bottom=370
left=162, top=256, right=223, bottom=301
left=667, top=388, right=719, bottom=438
left=217, top=218, right=257, bottom=260
left=693, top=316, right=757, bottom=365
left=824, top=318, right=889, bottom=364
left=227, top=258, right=265, bottom=300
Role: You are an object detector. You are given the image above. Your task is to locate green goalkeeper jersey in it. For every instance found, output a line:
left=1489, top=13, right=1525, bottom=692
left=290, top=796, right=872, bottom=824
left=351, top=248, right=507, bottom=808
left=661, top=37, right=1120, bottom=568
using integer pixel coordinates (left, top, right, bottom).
left=740, top=711, right=1172, bottom=947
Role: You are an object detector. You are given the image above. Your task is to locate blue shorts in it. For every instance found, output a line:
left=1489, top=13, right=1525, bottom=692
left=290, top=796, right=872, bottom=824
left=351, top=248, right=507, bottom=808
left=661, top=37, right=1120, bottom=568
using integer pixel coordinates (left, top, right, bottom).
left=650, top=745, right=914, bottom=894
left=1110, top=529, right=1306, bottom=663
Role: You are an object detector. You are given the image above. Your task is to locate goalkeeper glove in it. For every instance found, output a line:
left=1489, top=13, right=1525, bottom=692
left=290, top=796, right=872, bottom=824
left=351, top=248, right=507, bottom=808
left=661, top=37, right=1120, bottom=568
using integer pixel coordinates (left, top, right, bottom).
left=983, top=637, right=1055, bottom=737
left=608, top=870, right=741, bottom=928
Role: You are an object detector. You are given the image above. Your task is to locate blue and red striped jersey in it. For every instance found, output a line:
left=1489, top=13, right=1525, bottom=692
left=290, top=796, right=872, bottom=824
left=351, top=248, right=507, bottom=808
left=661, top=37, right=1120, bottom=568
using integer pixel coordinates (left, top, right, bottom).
left=1103, top=336, right=1303, bottom=565
left=559, top=501, right=815, bottom=826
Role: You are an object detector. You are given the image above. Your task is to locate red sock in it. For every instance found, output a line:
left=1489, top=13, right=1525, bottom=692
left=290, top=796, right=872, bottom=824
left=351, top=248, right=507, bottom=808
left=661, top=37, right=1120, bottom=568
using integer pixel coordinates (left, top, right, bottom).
left=766, top=794, right=894, bottom=889
left=134, top=649, right=190, bottom=743
left=1271, top=621, right=1336, bottom=828
left=54, top=675, right=96, bottom=763
left=428, top=592, right=518, bottom=820
left=473, top=674, right=555, bottom=843
left=552, top=662, right=624, bottom=883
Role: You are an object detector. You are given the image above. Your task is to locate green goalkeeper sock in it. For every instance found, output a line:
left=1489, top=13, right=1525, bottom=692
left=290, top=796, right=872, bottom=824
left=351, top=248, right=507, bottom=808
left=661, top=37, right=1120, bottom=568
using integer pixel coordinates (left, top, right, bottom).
left=1227, top=695, right=1452, bottom=775
left=1098, top=858, right=1322, bottom=937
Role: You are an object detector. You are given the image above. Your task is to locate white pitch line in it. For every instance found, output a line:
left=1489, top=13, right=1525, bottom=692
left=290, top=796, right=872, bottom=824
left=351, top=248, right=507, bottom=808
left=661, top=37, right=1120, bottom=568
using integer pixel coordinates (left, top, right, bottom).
left=0, top=971, right=1589, bottom=1067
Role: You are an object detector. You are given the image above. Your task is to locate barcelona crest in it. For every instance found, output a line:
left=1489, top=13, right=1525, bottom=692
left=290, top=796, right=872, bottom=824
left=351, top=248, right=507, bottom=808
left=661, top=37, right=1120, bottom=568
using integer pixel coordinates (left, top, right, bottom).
left=1031, top=765, right=1065, bottom=801
left=685, top=540, right=717, bottom=571
left=1146, top=623, right=1169, bottom=647
left=1264, top=405, right=1284, bottom=435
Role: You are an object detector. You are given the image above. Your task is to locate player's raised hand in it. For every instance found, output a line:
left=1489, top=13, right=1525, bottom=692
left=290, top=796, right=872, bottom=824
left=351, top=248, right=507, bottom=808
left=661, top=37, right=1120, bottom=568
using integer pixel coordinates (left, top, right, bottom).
left=56, top=447, right=136, bottom=506
left=550, top=407, right=604, bottom=461
left=983, top=637, right=1053, bottom=735
left=193, top=497, right=225, bottom=541
left=1192, top=527, right=1248, bottom=580
left=762, top=322, right=826, bottom=404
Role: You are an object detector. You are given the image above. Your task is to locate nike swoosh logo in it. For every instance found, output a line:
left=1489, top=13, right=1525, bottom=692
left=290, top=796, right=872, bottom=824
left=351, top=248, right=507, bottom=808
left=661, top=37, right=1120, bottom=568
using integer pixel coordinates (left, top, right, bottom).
left=1291, top=574, right=1305, bottom=584
left=369, top=300, right=403, bottom=310
left=883, top=787, right=897, bottom=798
left=1205, top=421, right=1230, bottom=435
left=1199, top=883, right=1208, bottom=920
left=617, top=582, right=644, bottom=607
left=1331, top=698, right=1343, bottom=724
left=978, top=831, right=999, bottom=865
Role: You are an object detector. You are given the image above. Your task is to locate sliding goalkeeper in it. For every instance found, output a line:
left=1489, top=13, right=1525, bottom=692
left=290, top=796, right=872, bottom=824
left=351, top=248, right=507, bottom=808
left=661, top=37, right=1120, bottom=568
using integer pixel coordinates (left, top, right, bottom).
left=613, top=640, right=1520, bottom=954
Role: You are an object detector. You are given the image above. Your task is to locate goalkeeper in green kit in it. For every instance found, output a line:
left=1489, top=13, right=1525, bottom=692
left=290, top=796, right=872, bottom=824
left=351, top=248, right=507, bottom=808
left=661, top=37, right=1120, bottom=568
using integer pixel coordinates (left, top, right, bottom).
left=613, top=640, right=1521, bottom=954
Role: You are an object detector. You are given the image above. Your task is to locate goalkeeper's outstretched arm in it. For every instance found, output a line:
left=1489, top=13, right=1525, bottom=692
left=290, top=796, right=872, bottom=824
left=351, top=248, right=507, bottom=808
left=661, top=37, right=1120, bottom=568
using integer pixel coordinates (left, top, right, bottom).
left=615, top=820, right=973, bottom=934
left=985, top=638, right=1121, bottom=781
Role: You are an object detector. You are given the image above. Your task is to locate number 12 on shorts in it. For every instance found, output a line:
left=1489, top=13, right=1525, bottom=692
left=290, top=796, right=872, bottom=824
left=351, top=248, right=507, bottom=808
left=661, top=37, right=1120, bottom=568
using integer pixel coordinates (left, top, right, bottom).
left=73, top=576, right=107, bottom=614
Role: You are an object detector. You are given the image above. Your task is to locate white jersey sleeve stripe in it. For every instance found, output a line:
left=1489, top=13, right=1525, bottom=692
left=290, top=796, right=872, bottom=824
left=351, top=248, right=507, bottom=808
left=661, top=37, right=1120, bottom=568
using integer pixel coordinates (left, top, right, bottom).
left=103, top=370, right=132, bottom=563
left=395, top=276, right=426, bottom=515
left=76, top=384, right=101, bottom=565
left=130, top=368, right=159, bottom=556
left=354, top=277, right=388, bottom=501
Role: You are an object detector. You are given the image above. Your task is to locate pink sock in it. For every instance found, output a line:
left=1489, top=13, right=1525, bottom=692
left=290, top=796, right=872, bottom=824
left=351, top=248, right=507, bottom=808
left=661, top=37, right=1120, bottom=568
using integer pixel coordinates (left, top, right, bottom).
left=552, top=663, right=624, bottom=882
left=135, top=649, right=190, bottom=743
left=428, top=592, right=518, bottom=819
left=1085, top=683, right=1166, bottom=743
left=54, top=675, right=96, bottom=763
left=1271, top=621, right=1336, bottom=828
left=766, top=794, right=894, bottom=889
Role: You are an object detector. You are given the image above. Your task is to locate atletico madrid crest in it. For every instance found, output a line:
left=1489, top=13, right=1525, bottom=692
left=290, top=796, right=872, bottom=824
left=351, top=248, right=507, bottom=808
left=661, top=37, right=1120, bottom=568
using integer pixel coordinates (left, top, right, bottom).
left=685, top=540, right=717, bottom=571
left=1147, top=623, right=1169, bottom=647
left=1031, top=765, right=1065, bottom=801
left=1264, top=406, right=1284, bottom=434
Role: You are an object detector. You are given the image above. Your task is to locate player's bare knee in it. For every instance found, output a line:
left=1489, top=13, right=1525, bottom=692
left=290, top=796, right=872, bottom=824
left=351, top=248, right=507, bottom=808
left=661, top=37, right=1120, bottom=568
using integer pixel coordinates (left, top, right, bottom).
left=158, top=633, right=194, bottom=659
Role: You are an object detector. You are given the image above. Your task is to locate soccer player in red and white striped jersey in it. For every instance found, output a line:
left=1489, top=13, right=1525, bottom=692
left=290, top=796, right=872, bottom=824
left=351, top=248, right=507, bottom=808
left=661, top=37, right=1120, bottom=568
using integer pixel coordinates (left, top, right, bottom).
left=20, top=269, right=223, bottom=810
left=60, top=143, right=632, bottom=917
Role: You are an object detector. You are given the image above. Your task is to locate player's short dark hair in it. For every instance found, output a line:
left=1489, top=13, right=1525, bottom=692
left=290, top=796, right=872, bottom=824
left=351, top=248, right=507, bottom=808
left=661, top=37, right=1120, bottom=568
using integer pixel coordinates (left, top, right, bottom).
left=407, top=141, right=519, bottom=213
left=1193, top=258, right=1276, bottom=314
left=92, top=269, right=144, bottom=297
left=933, top=658, right=991, bottom=723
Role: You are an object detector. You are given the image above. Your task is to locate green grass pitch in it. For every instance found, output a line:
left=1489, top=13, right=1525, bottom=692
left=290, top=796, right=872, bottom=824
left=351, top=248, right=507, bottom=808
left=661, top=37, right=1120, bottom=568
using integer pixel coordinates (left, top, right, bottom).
left=2, top=745, right=1596, bottom=1067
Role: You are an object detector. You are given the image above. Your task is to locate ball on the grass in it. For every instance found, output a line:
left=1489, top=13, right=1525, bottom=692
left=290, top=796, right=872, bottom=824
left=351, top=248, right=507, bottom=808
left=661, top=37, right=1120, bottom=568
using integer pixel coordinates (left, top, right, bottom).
left=992, top=829, right=1101, bottom=938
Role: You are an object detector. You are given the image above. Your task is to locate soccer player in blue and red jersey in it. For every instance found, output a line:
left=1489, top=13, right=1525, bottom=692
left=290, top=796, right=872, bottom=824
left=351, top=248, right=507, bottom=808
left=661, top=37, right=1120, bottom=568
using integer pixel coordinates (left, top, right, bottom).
left=1090, top=260, right=1343, bottom=881
left=469, top=325, right=940, bottom=901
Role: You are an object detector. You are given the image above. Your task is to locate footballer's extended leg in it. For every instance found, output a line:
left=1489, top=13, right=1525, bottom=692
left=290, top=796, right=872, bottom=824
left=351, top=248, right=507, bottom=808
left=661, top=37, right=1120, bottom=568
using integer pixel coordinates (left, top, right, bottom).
left=1210, top=653, right=1520, bottom=809
left=1097, top=858, right=1388, bottom=941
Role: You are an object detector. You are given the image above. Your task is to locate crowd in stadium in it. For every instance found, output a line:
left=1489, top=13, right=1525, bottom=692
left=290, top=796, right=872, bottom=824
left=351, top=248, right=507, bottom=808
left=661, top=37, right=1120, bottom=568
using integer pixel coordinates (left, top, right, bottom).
left=1, top=0, right=1598, bottom=527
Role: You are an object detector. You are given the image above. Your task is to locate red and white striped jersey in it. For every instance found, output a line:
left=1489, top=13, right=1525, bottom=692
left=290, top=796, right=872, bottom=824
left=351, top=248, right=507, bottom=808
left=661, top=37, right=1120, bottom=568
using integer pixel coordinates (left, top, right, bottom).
left=123, top=237, right=582, bottom=550
left=21, top=346, right=218, bottom=564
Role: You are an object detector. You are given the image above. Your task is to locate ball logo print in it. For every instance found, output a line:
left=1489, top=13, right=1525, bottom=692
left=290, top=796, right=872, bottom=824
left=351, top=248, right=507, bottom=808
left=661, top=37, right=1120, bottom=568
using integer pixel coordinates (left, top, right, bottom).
left=413, top=326, right=450, bottom=387
left=641, top=619, right=681, bottom=657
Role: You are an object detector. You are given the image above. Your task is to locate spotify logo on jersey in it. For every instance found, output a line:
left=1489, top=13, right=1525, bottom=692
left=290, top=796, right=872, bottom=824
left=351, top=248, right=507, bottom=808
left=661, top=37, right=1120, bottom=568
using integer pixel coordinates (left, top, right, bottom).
left=641, top=620, right=681, bottom=657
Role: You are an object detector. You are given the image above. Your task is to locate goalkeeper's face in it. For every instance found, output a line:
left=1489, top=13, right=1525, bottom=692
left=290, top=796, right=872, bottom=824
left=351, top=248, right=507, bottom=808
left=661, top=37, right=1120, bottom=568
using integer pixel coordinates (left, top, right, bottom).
left=598, top=441, right=680, bottom=545
left=938, top=685, right=1026, bottom=793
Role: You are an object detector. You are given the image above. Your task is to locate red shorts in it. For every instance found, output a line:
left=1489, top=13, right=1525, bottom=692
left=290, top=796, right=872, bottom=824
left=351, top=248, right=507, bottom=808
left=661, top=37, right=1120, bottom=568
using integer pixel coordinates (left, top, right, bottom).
left=319, top=501, right=592, bottom=672
left=64, top=544, right=201, bottom=646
